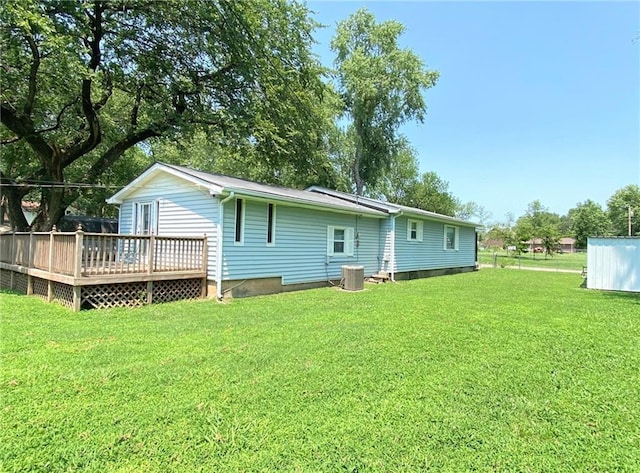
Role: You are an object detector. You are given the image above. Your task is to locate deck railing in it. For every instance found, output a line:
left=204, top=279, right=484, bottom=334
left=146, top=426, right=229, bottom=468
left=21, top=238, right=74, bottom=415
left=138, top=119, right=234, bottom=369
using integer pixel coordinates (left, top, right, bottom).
left=0, top=230, right=207, bottom=277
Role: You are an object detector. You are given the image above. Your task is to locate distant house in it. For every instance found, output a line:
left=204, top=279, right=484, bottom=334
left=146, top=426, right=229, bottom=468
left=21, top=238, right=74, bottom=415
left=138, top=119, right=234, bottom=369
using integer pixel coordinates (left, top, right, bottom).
left=587, top=237, right=640, bottom=293
left=526, top=237, right=576, bottom=253
left=107, top=163, right=479, bottom=298
left=559, top=237, right=576, bottom=253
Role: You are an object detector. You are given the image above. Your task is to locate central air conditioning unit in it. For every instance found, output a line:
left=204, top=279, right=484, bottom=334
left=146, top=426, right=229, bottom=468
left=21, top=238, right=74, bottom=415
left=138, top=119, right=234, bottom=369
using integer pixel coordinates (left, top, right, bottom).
left=342, top=265, right=364, bottom=291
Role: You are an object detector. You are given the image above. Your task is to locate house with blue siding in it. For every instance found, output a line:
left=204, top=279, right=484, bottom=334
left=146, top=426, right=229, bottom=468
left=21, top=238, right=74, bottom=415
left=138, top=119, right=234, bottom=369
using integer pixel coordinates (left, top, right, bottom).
left=107, top=163, right=478, bottom=298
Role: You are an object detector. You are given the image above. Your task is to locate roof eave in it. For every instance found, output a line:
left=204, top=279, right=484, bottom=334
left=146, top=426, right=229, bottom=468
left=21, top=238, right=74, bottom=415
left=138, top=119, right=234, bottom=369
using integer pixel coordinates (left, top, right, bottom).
left=223, top=187, right=387, bottom=218
left=106, top=163, right=223, bottom=204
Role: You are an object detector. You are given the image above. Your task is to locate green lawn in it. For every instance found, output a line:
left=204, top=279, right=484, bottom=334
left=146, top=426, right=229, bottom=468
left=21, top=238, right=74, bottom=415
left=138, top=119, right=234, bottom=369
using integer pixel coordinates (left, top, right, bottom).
left=1, top=270, right=639, bottom=472
left=479, top=249, right=587, bottom=271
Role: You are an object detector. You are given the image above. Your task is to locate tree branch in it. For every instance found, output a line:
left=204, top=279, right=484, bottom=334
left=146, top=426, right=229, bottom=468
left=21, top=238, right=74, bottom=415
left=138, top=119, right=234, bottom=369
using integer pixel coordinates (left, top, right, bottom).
left=0, top=104, right=53, bottom=163
left=65, top=3, right=105, bottom=165
left=94, top=70, right=112, bottom=112
left=130, top=85, right=144, bottom=127
left=1, top=136, right=21, bottom=145
left=83, top=127, right=163, bottom=185
left=24, top=34, right=40, bottom=116
left=33, top=98, right=78, bottom=136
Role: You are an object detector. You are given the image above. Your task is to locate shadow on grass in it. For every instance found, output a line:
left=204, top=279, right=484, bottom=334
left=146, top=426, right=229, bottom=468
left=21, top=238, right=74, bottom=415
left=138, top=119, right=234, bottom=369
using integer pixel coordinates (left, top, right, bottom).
left=577, top=279, right=640, bottom=304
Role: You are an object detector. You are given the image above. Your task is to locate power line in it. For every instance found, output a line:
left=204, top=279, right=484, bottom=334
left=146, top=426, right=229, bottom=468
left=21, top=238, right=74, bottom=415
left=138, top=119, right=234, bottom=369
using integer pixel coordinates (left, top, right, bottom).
left=1, top=182, right=119, bottom=189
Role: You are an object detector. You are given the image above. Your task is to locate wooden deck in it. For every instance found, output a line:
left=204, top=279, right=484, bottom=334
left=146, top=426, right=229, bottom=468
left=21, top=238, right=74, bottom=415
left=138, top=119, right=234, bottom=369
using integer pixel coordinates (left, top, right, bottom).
left=0, top=230, right=207, bottom=310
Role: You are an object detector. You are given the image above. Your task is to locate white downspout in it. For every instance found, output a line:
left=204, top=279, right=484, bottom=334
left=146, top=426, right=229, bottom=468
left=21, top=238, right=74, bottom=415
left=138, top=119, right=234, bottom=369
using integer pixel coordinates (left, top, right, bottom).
left=390, top=211, right=403, bottom=282
left=390, top=214, right=396, bottom=282
left=216, top=191, right=235, bottom=299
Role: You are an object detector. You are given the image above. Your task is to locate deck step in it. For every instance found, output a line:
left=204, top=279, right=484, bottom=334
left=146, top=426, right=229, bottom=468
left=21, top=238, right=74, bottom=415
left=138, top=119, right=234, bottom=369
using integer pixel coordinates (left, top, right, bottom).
left=367, top=271, right=390, bottom=283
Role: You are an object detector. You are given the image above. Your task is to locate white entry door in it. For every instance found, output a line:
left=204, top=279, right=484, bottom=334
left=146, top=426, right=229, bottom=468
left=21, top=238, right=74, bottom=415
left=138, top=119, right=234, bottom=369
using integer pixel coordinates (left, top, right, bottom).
left=135, top=202, right=156, bottom=235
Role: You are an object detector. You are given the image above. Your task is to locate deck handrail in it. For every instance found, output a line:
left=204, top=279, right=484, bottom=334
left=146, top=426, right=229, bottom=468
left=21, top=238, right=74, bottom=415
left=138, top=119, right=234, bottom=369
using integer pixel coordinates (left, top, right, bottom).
left=0, top=231, right=206, bottom=277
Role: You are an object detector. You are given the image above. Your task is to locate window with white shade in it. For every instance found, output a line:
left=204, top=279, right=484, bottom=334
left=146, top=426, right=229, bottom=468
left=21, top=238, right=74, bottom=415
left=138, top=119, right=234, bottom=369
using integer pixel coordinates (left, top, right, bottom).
left=327, top=226, right=354, bottom=256
left=444, top=225, right=459, bottom=250
left=407, top=219, right=423, bottom=242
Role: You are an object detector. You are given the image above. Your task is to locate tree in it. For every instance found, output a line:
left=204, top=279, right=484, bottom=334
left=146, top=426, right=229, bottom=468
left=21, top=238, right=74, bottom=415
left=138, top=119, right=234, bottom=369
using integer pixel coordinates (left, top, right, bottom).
left=607, top=185, right=640, bottom=236
left=331, top=8, right=438, bottom=195
left=366, top=136, right=418, bottom=202
left=570, top=200, right=611, bottom=248
left=539, top=223, right=561, bottom=258
left=517, top=200, right=561, bottom=257
left=403, top=171, right=459, bottom=216
left=1, top=0, right=330, bottom=230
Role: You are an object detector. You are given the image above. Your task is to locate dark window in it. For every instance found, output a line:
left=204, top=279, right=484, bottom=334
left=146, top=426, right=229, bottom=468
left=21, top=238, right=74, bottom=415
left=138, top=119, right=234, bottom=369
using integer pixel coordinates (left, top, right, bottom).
left=235, top=198, right=243, bottom=243
left=333, top=228, right=345, bottom=254
left=267, top=203, right=275, bottom=245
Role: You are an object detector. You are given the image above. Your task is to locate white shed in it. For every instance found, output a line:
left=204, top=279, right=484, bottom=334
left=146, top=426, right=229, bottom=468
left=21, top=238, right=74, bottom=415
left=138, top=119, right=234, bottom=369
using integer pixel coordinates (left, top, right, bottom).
left=587, top=237, right=640, bottom=293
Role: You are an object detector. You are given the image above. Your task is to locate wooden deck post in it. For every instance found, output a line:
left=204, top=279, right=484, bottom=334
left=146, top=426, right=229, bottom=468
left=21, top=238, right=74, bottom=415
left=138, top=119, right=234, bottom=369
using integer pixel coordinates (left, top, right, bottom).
left=73, top=286, right=81, bottom=312
left=147, top=234, right=155, bottom=275
left=11, top=231, right=16, bottom=266
left=147, top=280, right=154, bottom=304
left=48, top=231, right=55, bottom=302
left=28, top=231, right=34, bottom=268
left=201, top=234, right=208, bottom=297
left=74, top=229, right=84, bottom=278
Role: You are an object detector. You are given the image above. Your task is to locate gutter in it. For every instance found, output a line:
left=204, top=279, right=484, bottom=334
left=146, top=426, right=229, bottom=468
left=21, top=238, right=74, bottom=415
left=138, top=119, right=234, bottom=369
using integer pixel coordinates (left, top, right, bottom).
left=389, top=210, right=403, bottom=282
left=215, top=191, right=235, bottom=299
left=221, top=187, right=386, bottom=218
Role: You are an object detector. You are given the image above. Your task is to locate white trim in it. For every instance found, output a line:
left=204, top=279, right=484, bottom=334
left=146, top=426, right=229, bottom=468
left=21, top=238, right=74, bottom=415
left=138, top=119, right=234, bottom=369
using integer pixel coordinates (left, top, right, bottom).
left=407, top=219, right=423, bottom=242
left=133, top=200, right=158, bottom=235
left=106, top=163, right=223, bottom=204
left=216, top=192, right=235, bottom=299
left=444, top=225, right=459, bottom=251
left=345, top=227, right=355, bottom=256
left=327, top=226, right=354, bottom=257
left=390, top=215, right=397, bottom=281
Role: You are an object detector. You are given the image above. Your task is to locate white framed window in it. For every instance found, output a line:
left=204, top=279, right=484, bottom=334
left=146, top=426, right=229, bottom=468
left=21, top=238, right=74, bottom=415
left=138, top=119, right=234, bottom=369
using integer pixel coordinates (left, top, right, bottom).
left=266, top=203, right=275, bottom=246
left=327, top=226, right=354, bottom=256
left=407, top=219, right=423, bottom=242
left=444, top=225, right=459, bottom=251
left=234, top=198, right=244, bottom=245
left=133, top=201, right=158, bottom=235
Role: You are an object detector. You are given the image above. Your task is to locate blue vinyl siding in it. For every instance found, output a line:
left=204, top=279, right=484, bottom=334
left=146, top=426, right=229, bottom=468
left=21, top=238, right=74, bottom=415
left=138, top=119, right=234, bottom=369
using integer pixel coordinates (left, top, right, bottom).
left=380, top=217, right=394, bottom=273
left=394, top=216, right=475, bottom=272
left=221, top=199, right=381, bottom=284
left=118, top=172, right=219, bottom=280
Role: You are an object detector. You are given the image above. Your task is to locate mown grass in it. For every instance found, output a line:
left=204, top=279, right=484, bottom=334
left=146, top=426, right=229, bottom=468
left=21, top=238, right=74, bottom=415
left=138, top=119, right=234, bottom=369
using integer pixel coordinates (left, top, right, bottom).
left=1, top=270, right=639, bottom=472
left=479, top=249, right=587, bottom=271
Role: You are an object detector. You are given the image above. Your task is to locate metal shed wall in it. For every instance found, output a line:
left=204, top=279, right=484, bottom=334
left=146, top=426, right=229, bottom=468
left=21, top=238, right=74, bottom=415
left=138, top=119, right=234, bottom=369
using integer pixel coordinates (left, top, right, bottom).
left=587, top=237, right=640, bottom=292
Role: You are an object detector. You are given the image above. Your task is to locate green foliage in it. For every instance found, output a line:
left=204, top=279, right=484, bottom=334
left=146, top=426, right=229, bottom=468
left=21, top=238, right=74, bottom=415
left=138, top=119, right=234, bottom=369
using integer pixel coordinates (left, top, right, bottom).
left=1, top=0, right=331, bottom=229
left=478, top=249, right=587, bottom=271
left=570, top=200, right=611, bottom=248
left=366, top=137, right=419, bottom=202
left=2, top=271, right=640, bottom=471
left=515, top=200, right=562, bottom=256
left=404, top=171, right=459, bottom=216
left=539, top=223, right=561, bottom=257
left=607, top=184, right=640, bottom=236
left=331, top=8, right=438, bottom=194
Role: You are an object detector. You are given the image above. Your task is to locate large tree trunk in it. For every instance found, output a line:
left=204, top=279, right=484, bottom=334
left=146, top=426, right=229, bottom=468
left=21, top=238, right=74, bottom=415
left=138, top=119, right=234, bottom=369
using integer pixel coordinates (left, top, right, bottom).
left=353, top=132, right=364, bottom=195
left=3, top=186, right=30, bottom=231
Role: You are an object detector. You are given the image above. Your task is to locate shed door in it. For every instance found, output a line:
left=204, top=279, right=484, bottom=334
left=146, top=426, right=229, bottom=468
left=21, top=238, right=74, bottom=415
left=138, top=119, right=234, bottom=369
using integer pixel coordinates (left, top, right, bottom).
left=134, top=202, right=157, bottom=235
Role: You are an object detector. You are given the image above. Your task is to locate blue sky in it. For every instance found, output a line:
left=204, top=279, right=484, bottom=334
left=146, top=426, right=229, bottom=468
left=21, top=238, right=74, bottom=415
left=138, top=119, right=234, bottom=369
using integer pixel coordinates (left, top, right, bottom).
left=307, top=1, right=640, bottom=222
